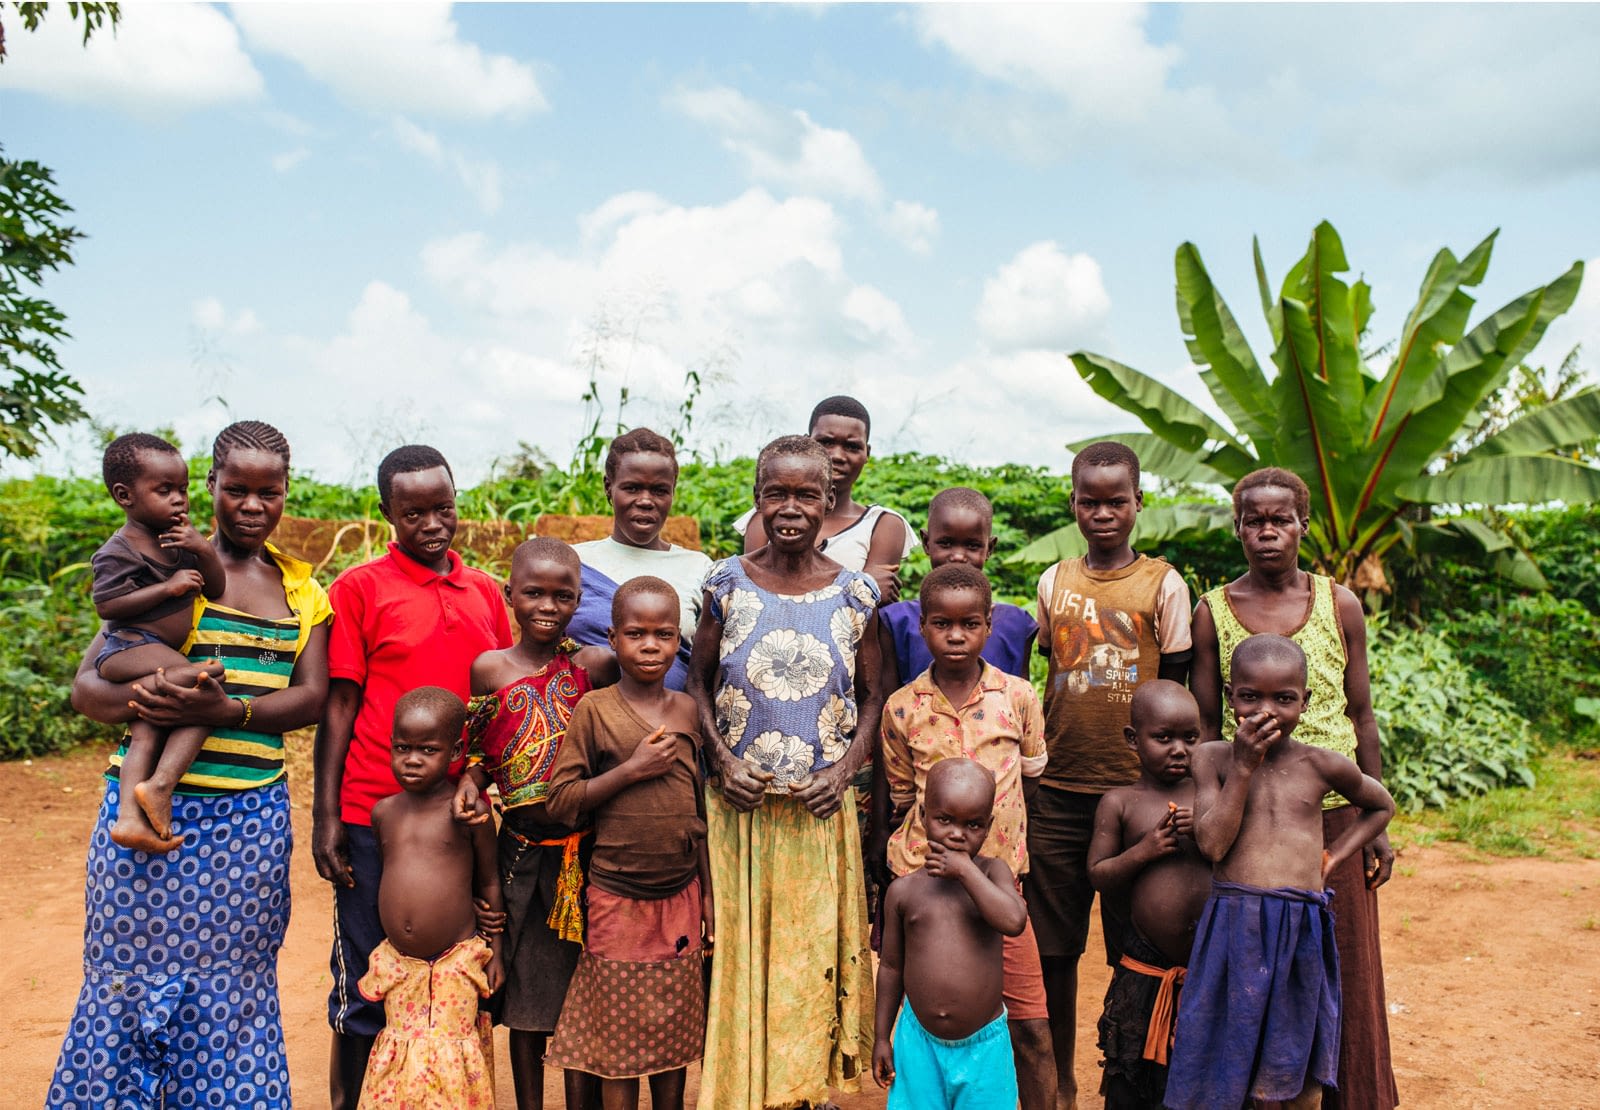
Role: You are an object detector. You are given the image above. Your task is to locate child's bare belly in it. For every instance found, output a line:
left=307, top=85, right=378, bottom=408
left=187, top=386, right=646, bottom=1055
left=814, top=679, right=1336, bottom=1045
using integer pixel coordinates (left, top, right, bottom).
left=902, top=917, right=1005, bottom=1041
left=380, top=869, right=477, bottom=960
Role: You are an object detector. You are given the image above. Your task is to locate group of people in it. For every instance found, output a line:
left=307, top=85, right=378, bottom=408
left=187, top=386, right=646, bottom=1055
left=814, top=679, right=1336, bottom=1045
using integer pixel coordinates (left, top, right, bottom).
left=44, top=397, right=1401, bottom=1110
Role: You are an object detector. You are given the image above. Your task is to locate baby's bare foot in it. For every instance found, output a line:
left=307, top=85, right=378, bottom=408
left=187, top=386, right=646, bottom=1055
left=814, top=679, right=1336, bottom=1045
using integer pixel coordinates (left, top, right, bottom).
left=110, top=810, right=182, bottom=854
left=133, top=780, right=176, bottom=841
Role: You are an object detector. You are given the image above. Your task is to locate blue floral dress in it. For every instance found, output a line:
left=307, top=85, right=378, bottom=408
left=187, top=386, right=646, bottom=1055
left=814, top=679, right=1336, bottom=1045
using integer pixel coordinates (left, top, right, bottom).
left=705, top=557, right=878, bottom=791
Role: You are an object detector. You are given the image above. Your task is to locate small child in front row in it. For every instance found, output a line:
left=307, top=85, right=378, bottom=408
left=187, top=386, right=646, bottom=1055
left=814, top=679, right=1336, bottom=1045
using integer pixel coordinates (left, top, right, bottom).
left=878, top=561, right=1055, bottom=1109
left=360, top=687, right=505, bottom=1110
left=874, top=758, right=1029, bottom=1110
left=1086, top=680, right=1212, bottom=1109
left=543, top=577, right=711, bottom=1110
left=454, top=537, right=617, bottom=1109
left=91, top=433, right=227, bottom=853
left=1165, top=636, right=1394, bottom=1110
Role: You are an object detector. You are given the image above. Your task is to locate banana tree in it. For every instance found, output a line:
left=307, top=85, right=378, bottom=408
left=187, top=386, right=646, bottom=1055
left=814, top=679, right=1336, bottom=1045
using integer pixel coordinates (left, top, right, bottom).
left=1017, top=222, right=1595, bottom=590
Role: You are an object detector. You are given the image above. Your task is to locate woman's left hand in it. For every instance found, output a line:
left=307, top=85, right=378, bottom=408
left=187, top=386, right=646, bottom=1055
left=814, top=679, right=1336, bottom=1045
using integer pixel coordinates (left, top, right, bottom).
left=130, top=663, right=236, bottom=728
left=1363, top=830, right=1395, bottom=890
left=790, top=764, right=850, bottom=820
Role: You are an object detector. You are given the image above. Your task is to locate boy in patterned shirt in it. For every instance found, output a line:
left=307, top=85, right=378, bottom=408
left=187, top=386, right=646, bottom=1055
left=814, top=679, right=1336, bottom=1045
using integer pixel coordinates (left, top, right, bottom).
left=880, top=563, right=1054, bottom=1109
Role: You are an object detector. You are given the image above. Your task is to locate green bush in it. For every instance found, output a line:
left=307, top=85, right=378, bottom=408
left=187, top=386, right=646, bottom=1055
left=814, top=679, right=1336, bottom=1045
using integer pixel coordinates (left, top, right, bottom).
left=1434, top=593, right=1600, bottom=746
left=0, top=571, right=114, bottom=758
left=1369, top=620, right=1538, bottom=811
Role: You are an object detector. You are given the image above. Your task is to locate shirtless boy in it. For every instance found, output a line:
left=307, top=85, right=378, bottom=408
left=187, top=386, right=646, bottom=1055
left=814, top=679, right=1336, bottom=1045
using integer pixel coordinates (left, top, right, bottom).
left=1087, top=680, right=1212, bottom=1109
left=873, top=758, right=1029, bottom=1110
left=1165, top=636, right=1394, bottom=1110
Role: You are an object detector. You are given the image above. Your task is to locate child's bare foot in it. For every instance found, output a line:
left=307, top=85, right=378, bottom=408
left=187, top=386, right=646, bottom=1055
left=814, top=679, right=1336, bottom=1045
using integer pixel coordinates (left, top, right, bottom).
left=110, top=808, right=182, bottom=854
left=133, top=779, right=178, bottom=841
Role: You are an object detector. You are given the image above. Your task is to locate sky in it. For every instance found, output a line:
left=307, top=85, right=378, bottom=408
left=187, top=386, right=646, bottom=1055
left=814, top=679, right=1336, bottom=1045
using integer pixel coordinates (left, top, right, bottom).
left=4, top=2, right=1599, bottom=488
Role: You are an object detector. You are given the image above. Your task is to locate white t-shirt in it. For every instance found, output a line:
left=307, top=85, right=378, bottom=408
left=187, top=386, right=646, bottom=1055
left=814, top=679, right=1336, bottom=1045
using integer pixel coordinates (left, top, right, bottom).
left=572, top=538, right=714, bottom=636
left=732, top=504, right=916, bottom=573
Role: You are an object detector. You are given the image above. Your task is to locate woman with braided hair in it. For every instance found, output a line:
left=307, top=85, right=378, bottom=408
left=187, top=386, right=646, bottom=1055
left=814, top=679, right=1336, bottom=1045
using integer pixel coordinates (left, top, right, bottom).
left=50, top=420, right=332, bottom=1109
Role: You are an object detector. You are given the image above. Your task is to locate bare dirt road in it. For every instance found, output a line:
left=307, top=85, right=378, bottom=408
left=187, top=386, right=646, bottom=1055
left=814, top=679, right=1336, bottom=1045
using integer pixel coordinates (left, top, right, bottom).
left=6, top=744, right=1598, bottom=1108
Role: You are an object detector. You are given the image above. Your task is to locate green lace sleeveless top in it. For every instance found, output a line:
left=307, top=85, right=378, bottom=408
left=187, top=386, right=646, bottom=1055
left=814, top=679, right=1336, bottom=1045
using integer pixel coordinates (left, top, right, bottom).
left=1204, top=573, right=1357, bottom=810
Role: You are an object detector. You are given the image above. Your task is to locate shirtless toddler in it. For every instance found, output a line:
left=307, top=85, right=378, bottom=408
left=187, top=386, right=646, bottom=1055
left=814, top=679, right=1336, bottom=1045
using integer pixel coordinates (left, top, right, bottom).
left=1087, top=680, right=1212, bottom=1109
left=873, top=758, right=1028, bottom=1110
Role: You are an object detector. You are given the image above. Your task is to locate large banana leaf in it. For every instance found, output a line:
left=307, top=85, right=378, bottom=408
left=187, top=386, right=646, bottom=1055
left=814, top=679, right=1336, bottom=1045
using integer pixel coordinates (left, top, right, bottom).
left=1065, top=432, right=1234, bottom=488
left=1282, top=222, right=1366, bottom=413
left=1396, top=454, right=1600, bottom=506
left=1175, top=242, right=1275, bottom=447
left=1269, top=296, right=1363, bottom=543
left=1410, top=517, right=1547, bottom=590
left=1007, top=502, right=1235, bottom=566
left=1069, top=352, right=1256, bottom=476
left=1362, top=234, right=1495, bottom=441
left=1379, top=262, right=1583, bottom=488
left=1457, top=389, right=1600, bottom=458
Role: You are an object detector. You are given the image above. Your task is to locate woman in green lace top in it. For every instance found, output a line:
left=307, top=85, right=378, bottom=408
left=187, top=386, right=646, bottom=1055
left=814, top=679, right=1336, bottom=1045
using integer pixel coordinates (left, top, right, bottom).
left=1189, top=466, right=1398, bottom=1110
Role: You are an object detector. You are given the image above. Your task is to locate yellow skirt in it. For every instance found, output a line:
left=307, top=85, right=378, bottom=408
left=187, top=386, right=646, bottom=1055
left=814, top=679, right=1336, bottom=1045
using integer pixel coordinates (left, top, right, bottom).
left=697, top=789, right=875, bottom=1110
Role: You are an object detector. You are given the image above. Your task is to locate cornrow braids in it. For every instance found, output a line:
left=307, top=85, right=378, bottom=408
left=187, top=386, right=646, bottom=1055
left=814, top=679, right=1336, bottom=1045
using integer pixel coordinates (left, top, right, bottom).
left=212, top=420, right=291, bottom=471
left=604, top=427, right=679, bottom=481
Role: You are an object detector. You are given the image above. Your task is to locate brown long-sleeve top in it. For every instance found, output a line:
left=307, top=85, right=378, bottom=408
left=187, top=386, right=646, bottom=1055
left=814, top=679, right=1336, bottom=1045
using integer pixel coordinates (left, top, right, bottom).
left=544, top=686, right=706, bottom=899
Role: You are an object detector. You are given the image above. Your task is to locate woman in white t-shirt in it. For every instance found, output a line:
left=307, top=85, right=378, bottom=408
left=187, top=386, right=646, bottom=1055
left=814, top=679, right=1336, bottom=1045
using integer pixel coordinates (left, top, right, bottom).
left=737, top=395, right=914, bottom=602
left=568, top=428, right=713, bottom=691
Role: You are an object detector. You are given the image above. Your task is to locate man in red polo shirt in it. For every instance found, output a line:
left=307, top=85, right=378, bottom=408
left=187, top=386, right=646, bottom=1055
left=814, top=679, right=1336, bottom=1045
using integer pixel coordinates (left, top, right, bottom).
left=312, top=444, right=512, bottom=1109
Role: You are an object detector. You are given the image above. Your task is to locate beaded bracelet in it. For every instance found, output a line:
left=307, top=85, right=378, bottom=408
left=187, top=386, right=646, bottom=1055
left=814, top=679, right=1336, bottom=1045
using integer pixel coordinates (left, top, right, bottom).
left=234, top=694, right=254, bottom=729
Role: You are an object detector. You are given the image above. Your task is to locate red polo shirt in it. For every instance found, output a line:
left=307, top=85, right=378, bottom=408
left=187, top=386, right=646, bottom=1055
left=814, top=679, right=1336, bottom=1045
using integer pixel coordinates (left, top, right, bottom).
left=328, top=543, right=513, bottom=825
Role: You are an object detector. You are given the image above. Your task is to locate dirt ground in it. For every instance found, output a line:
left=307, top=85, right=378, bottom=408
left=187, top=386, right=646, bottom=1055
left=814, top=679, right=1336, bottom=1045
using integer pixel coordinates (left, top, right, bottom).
left=6, top=742, right=1599, bottom=1109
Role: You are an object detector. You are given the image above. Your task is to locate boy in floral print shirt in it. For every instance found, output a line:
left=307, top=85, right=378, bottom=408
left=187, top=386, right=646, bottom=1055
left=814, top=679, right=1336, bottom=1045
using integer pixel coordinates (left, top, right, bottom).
left=879, top=563, right=1055, bottom=1110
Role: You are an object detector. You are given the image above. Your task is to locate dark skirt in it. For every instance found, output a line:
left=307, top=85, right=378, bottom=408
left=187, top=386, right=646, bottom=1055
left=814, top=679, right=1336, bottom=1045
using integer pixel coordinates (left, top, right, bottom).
left=1097, top=927, right=1181, bottom=1109
left=1323, top=805, right=1400, bottom=1110
left=49, top=782, right=292, bottom=1108
left=1165, top=882, right=1340, bottom=1110
left=497, top=807, right=587, bottom=1032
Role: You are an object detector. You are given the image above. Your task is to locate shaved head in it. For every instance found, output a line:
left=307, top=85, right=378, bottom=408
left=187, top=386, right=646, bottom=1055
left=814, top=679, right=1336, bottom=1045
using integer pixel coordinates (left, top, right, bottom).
left=1130, top=679, right=1200, bottom=729
left=1231, top=633, right=1309, bottom=686
left=926, top=756, right=996, bottom=813
left=513, top=536, right=581, bottom=576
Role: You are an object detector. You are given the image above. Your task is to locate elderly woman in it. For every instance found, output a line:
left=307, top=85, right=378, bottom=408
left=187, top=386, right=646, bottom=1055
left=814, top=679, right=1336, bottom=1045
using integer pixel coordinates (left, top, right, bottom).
left=49, top=421, right=332, bottom=1108
left=690, top=435, right=884, bottom=1110
left=1190, top=467, right=1399, bottom=1110
left=567, top=427, right=713, bottom=691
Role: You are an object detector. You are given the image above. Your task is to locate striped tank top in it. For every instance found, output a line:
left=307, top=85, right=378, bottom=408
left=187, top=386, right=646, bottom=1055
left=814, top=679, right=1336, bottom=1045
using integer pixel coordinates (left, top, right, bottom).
left=108, top=601, right=302, bottom=794
left=1204, top=573, right=1358, bottom=810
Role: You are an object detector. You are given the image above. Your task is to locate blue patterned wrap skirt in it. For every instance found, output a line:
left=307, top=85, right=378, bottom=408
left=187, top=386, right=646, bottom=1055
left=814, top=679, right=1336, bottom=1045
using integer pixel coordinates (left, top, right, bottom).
left=48, top=781, right=293, bottom=1109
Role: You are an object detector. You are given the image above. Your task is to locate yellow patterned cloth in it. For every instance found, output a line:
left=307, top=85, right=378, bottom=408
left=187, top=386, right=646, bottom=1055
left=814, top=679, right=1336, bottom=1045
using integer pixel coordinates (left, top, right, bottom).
left=1204, top=574, right=1358, bottom=809
left=357, top=937, right=496, bottom=1110
left=698, top=789, right=875, bottom=1110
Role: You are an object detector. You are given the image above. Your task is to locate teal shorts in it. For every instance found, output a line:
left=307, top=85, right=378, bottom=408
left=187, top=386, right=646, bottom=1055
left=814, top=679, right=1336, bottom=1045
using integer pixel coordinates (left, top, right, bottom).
left=888, top=1003, right=1017, bottom=1110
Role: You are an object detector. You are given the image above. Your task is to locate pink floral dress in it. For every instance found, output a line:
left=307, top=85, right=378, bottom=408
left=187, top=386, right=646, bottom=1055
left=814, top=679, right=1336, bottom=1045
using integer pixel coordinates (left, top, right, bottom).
left=357, top=936, right=495, bottom=1109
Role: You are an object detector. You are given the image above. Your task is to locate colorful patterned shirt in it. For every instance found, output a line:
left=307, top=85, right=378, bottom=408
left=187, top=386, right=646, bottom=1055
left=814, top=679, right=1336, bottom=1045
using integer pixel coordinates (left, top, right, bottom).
left=881, top=661, right=1047, bottom=877
left=465, top=642, right=594, bottom=810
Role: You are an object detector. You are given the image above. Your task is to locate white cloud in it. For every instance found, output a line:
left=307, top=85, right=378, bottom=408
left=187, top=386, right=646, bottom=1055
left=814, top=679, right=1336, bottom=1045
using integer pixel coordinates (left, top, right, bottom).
left=977, top=242, right=1112, bottom=352
left=669, top=85, right=883, bottom=202
left=191, top=297, right=262, bottom=336
left=884, top=201, right=940, bottom=256
left=389, top=117, right=503, bottom=214
left=842, top=286, right=913, bottom=353
left=915, top=4, right=1179, bottom=123
left=231, top=2, right=546, bottom=120
left=0, top=4, right=262, bottom=114
left=271, top=147, right=310, bottom=173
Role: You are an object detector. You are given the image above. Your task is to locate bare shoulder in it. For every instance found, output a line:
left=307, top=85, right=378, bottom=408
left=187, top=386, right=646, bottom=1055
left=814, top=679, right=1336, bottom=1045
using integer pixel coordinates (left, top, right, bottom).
left=469, top=648, right=513, bottom=695
left=571, top=643, right=615, bottom=676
